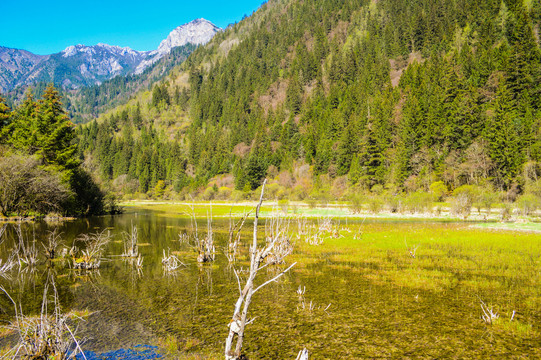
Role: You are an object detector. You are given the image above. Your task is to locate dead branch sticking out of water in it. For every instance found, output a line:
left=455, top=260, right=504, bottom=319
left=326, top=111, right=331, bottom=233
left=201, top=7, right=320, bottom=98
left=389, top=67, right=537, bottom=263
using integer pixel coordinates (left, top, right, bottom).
left=14, top=224, right=39, bottom=268
left=405, top=240, right=419, bottom=259
left=198, top=209, right=215, bottom=263
left=296, top=286, right=331, bottom=314
left=479, top=298, right=499, bottom=324
left=43, top=228, right=64, bottom=259
left=264, top=213, right=292, bottom=265
left=225, top=180, right=296, bottom=360
left=296, top=348, right=309, bottom=360
left=187, top=203, right=215, bottom=263
left=0, top=225, right=16, bottom=279
left=226, top=209, right=251, bottom=263
left=162, top=249, right=185, bottom=273
left=121, top=223, right=139, bottom=258
left=73, top=229, right=112, bottom=270
left=0, top=279, right=86, bottom=359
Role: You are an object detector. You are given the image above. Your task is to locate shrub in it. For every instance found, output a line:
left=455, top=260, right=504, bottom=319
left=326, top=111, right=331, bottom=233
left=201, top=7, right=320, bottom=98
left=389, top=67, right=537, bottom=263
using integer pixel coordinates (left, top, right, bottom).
left=0, top=155, right=69, bottom=216
left=367, top=196, right=384, bottom=214
left=429, top=181, right=448, bottom=202
left=349, top=193, right=364, bottom=214
left=278, top=199, right=289, bottom=214
left=386, top=193, right=404, bottom=213
left=404, top=191, right=434, bottom=214
left=515, top=194, right=540, bottom=216
left=231, top=190, right=246, bottom=202
left=450, top=185, right=480, bottom=218
left=217, top=186, right=232, bottom=200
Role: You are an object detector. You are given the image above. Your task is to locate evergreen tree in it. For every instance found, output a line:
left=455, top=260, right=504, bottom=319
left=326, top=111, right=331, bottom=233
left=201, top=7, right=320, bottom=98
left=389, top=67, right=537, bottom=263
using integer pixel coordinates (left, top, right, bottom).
left=485, top=78, right=522, bottom=188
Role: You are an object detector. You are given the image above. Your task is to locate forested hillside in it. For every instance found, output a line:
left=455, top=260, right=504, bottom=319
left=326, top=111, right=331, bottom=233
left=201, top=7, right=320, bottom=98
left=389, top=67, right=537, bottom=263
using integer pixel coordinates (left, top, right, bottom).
left=79, top=0, right=541, bottom=203
left=5, top=44, right=196, bottom=124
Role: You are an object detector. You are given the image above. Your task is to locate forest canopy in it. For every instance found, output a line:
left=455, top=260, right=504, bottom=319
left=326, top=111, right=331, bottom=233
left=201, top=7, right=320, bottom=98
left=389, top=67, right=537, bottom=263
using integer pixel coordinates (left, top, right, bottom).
left=72, top=0, right=541, bottom=203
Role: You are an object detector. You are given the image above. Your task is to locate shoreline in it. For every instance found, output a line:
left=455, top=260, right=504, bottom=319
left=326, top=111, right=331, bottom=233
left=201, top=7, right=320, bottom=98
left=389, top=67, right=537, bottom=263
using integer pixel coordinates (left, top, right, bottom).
left=120, top=200, right=541, bottom=233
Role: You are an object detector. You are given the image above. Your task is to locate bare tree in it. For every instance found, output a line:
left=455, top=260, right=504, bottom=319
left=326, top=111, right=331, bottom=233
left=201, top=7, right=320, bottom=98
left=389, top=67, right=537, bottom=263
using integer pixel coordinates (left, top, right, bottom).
left=43, top=228, right=64, bottom=259
left=225, top=180, right=296, bottom=360
left=121, top=223, right=139, bottom=258
left=226, top=209, right=252, bottom=263
left=0, top=155, right=68, bottom=216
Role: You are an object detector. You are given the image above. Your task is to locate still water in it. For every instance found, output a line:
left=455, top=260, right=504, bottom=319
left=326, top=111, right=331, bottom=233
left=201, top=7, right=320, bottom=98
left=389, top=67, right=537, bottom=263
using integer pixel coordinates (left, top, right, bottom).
left=0, top=207, right=540, bottom=359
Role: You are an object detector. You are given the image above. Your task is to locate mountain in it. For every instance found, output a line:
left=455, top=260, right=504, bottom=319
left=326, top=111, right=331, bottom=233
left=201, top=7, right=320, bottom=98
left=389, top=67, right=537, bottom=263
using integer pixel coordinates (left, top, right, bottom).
left=76, top=0, right=541, bottom=201
left=135, top=18, right=220, bottom=74
left=0, top=19, right=220, bottom=93
left=0, top=46, right=47, bottom=92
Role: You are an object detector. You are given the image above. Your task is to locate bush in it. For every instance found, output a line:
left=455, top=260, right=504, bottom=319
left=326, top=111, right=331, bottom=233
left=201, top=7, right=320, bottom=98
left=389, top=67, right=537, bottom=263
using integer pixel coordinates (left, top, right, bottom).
left=278, top=199, right=289, bottom=214
left=386, top=193, right=404, bottom=213
left=501, top=202, right=513, bottom=221
left=231, top=190, right=246, bottom=202
left=515, top=194, right=540, bottom=216
left=217, top=186, right=232, bottom=200
left=429, top=181, right=448, bottom=202
left=0, top=155, right=69, bottom=216
left=450, top=185, right=480, bottom=218
left=404, top=191, right=433, bottom=214
left=349, top=193, right=364, bottom=214
left=367, top=196, right=384, bottom=214
left=202, top=186, right=217, bottom=200
left=450, top=193, right=472, bottom=218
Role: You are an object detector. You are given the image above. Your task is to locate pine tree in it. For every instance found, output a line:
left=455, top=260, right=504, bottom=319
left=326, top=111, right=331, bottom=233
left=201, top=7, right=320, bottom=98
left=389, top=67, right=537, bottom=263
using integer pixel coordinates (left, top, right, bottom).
left=36, top=85, right=78, bottom=173
left=485, top=78, right=522, bottom=188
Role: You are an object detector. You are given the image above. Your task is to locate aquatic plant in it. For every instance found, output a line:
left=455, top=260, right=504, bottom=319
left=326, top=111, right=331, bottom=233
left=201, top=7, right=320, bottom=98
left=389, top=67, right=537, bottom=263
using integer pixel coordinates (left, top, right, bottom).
left=73, top=229, right=112, bottom=269
left=162, top=248, right=185, bottom=273
left=43, top=228, right=64, bottom=259
left=122, top=224, right=139, bottom=258
left=0, top=280, right=86, bottom=359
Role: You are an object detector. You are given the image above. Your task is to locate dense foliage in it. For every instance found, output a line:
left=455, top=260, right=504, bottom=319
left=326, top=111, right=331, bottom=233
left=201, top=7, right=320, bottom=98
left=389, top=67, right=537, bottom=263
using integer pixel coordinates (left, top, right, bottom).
left=78, top=0, right=541, bottom=202
left=0, top=87, right=105, bottom=216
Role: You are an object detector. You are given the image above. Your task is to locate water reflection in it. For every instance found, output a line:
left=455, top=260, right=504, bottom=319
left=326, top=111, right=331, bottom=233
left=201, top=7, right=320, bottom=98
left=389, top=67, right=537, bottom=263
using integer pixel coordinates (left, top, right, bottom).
left=0, top=209, right=539, bottom=358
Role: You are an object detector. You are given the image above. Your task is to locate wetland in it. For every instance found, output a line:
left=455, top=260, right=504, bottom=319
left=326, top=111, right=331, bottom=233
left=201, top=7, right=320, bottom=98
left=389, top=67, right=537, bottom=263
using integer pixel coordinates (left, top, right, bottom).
left=0, top=203, right=539, bottom=359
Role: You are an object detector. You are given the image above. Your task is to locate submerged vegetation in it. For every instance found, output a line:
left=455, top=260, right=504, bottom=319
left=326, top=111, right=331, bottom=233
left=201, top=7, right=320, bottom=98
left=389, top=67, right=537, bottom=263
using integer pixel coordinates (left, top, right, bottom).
left=0, top=200, right=538, bottom=358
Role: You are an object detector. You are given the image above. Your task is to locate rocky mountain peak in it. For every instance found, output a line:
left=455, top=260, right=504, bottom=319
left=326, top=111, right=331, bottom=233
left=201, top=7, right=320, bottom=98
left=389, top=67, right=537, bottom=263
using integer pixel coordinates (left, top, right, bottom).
left=0, top=19, right=221, bottom=92
left=156, top=18, right=220, bottom=56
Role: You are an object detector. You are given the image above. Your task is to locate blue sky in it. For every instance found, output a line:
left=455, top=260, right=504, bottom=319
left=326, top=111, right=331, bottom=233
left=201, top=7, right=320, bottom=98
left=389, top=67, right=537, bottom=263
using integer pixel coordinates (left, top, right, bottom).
left=0, top=0, right=264, bottom=55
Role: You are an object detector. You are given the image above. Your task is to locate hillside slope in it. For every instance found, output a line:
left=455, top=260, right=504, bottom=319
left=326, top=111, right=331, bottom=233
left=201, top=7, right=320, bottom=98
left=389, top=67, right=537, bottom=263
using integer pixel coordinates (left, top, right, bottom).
left=79, top=0, right=541, bottom=200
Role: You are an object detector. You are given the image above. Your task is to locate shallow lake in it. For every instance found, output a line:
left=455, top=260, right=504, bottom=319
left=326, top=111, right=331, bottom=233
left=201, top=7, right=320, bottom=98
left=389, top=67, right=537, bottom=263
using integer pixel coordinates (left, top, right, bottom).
left=0, top=205, right=540, bottom=359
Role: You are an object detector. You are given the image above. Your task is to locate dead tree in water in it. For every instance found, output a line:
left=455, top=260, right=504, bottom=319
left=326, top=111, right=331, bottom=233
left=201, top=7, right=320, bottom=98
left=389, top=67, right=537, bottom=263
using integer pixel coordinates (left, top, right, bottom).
left=226, top=209, right=252, bottom=263
left=264, top=213, right=292, bottom=265
left=43, top=228, right=64, bottom=260
left=224, top=180, right=296, bottom=360
left=188, top=203, right=215, bottom=263
left=121, top=224, right=139, bottom=258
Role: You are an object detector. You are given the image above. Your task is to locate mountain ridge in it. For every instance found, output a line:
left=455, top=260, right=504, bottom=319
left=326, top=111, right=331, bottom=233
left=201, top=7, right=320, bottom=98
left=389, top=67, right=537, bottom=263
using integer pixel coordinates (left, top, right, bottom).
left=0, top=19, right=221, bottom=93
